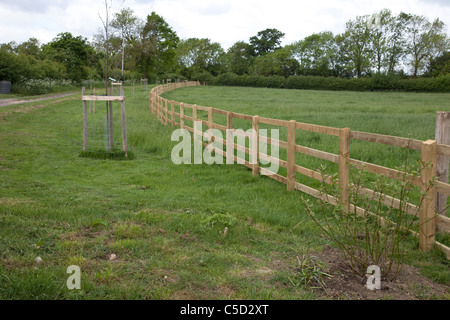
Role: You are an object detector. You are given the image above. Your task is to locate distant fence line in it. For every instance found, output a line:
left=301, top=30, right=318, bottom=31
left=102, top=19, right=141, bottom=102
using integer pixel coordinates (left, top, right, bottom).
left=149, top=81, right=450, bottom=259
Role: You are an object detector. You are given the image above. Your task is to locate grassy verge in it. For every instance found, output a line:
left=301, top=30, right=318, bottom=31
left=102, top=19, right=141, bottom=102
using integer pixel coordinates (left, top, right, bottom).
left=0, top=86, right=448, bottom=300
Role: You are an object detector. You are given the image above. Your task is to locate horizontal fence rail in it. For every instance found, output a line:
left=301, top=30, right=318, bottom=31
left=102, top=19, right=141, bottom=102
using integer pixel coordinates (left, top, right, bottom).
left=149, top=82, right=450, bottom=259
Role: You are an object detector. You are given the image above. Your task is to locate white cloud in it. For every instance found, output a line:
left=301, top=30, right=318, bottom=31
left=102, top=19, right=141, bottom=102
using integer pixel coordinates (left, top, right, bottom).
left=0, top=0, right=449, bottom=50
left=0, top=0, right=63, bottom=14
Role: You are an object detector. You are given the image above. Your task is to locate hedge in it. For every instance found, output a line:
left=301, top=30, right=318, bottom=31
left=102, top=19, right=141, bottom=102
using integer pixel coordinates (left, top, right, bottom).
left=203, top=73, right=450, bottom=93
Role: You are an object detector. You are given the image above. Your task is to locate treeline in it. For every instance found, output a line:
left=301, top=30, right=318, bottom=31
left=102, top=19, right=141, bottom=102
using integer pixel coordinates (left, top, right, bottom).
left=1, top=7, right=449, bottom=94
left=0, top=33, right=101, bottom=94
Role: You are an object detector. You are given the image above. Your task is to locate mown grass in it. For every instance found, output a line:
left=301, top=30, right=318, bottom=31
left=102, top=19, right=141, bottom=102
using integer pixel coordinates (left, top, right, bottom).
left=0, top=86, right=449, bottom=300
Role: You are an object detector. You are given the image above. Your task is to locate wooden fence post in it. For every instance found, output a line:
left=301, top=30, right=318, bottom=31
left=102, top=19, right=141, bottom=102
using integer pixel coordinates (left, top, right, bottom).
left=226, top=112, right=234, bottom=164
left=435, top=111, right=450, bottom=217
left=193, top=104, right=197, bottom=122
left=208, top=107, right=213, bottom=144
left=153, top=94, right=156, bottom=114
left=171, top=101, right=175, bottom=126
left=287, top=120, right=296, bottom=191
left=157, top=96, right=161, bottom=123
left=339, top=128, right=350, bottom=209
left=252, top=115, right=260, bottom=176
left=82, top=87, right=87, bottom=152
left=159, top=97, right=163, bottom=123
left=180, top=103, right=184, bottom=129
left=164, top=99, right=168, bottom=126
left=192, top=104, right=198, bottom=139
left=193, top=104, right=203, bottom=165
left=155, top=95, right=159, bottom=117
left=420, top=139, right=437, bottom=252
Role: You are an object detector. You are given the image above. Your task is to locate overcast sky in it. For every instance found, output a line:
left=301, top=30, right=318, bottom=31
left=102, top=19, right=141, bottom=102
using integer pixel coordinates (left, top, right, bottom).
left=1, top=0, right=449, bottom=50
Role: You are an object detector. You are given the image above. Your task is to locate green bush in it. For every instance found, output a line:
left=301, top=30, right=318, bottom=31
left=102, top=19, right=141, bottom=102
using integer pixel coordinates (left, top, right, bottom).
left=0, top=52, right=67, bottom=83
left=158, top=72, right=187, bottom=83
left=433, top=74, right=450, bottom=91
left=370, top=73, right=401, bottom=91
left=12, top=78, right=74, bottom=95
left=214, top=72, right=242, bottom=86
left=191, top=71, right=214, bottom=84
left=207, top=73, right=450, bottom=92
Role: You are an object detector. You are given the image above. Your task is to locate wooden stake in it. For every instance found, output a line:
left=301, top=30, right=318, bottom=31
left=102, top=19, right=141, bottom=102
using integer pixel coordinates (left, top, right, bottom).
left=193, top=104, right=198, bottom=140
left=159, top=97, right=162, bottom=123
left=208, top=107, right=213, bottom=144
left=165, top=99, right=168, bottom=126
left=180, top=103, right=184, bottom=129
left=171, top=101, right=175, bottom=126
left=226, top=112, right=234, bottom=164
left=287, top=120, right=296, bottom=191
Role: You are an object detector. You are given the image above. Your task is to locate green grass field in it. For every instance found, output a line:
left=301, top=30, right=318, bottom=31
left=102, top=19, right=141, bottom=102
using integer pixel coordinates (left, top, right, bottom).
left=164, top=86, right=450, bottom=169
left=0, top=86, right=449, bottom=300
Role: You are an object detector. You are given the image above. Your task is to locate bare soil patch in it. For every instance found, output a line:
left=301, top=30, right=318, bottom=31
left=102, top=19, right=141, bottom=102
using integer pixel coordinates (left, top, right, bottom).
left=314, top=245, right=449, bottom=300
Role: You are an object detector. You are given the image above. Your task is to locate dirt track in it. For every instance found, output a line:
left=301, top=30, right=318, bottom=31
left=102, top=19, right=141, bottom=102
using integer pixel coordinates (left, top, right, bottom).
left=0, top=92, right=78, bottom=107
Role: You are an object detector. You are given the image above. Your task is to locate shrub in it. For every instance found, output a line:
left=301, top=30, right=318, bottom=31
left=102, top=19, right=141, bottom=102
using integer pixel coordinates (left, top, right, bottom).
left=370, top=73, right=401, bottom=91
left=12, top=78, right=74, bottom=95
left=215, top=72, right=241, bottom=86
left=433, top=74, right=450, bottom=92
left=159, top=72, right=187, bottom=83
left=207, top=73, right=450, bottom=92
left=301, top=150, right=433, bottom=281
left=191, top=71, right=214, bottom=84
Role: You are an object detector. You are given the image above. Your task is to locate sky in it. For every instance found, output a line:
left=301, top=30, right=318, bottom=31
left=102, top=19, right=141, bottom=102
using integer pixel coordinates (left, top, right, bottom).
left=0, top=0, right=449, bottom=50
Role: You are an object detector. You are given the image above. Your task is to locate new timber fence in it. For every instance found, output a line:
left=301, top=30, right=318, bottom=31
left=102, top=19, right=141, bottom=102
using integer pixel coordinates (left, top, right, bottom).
left=149, top=81, right=450, bottom=259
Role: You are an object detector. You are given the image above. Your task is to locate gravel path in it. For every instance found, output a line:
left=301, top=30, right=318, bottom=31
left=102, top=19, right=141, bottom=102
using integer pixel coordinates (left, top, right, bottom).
left=0, top=92, right=78, bottom=107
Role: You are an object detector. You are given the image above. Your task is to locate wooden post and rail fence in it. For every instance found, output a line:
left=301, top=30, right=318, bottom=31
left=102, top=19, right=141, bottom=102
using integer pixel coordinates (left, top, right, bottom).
left=149, top=81, right=450, bottom=259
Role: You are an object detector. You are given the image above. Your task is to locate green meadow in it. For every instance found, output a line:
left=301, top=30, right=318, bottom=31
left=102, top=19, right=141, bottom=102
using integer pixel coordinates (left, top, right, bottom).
left=0, top=86, right=449, bottom=300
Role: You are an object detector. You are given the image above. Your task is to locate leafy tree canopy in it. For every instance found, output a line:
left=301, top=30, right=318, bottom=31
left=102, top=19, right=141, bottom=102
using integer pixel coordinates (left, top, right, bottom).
left=249, top=28, right=285, bottom=56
